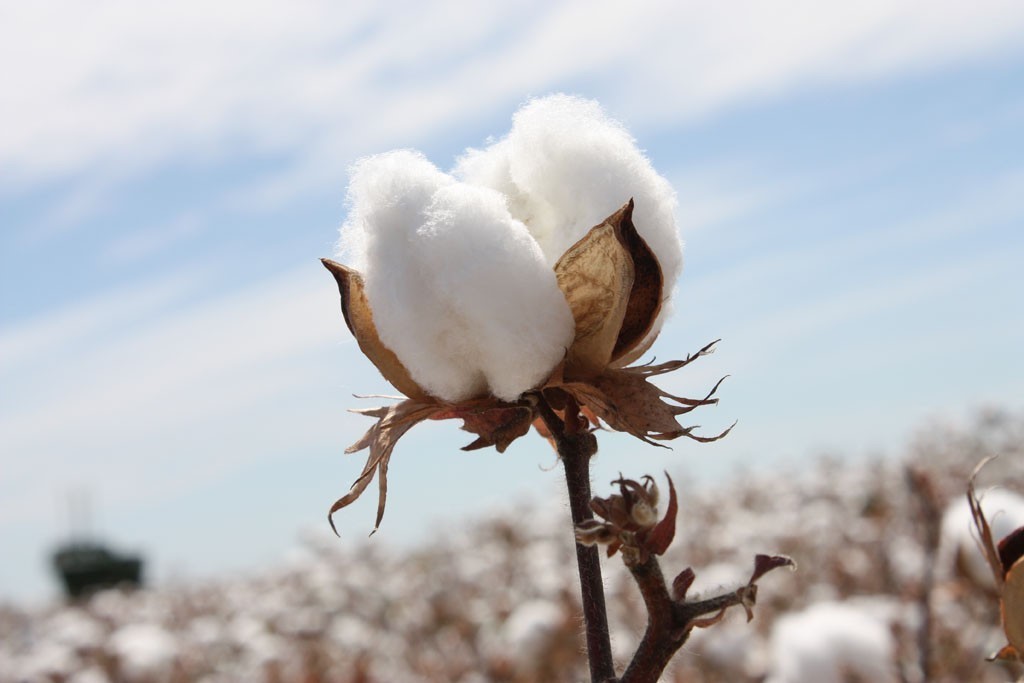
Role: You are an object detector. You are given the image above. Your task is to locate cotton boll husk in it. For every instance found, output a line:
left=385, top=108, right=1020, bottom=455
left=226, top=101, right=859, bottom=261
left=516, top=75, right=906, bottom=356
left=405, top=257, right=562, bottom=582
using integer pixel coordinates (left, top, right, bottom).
left=456, top=94, right=683, bottom=343
left=342, top=152, right=574, bottom=402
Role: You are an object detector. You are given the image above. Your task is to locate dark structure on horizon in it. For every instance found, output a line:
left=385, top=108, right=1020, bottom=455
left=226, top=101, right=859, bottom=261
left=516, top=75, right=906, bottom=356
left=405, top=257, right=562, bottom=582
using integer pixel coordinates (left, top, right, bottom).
left=52, top=541, right=143, bottom=598
left=51, top=491, right=144, bottom=599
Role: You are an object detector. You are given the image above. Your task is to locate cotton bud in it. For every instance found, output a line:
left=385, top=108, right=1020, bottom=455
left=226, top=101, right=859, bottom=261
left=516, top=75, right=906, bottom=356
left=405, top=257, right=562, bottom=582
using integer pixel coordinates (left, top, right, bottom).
left=578, top=472, right=679, bottom=564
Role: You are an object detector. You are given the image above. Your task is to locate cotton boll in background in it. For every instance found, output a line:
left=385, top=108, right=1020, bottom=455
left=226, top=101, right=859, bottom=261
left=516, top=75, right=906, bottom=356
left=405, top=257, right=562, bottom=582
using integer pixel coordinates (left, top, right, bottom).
left=764, top=600, right=901, bottom=683
left=108, top=622, right=179, bottom=681
left=340, top=152, right=574, bottom=402
left=939, top=488, right=1024, bottom=589
left=456, top=94, right=683, bottom=341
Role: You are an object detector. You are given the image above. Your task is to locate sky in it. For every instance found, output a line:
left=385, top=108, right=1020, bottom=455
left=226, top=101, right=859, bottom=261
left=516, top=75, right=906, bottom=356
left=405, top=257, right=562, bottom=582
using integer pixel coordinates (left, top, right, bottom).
left=2, top=0, right=1023, bottom=603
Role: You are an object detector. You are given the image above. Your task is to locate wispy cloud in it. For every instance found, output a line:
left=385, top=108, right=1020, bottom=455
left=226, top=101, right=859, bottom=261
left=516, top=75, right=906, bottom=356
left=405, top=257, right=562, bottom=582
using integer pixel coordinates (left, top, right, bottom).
left=0, top=264, right=360, bottom=524
left=99, top=212, right=204, bottom=265
left=3, top=1, right=1023, bottom=196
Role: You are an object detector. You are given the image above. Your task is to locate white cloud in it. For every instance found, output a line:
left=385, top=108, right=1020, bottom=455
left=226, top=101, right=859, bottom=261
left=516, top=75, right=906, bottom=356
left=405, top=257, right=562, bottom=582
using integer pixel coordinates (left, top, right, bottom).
left=3, top=0, right=1023, bottom=195
left=99, top=212, right=204, bottom=265
left=0, top=271, right=201, bottom=375
left=0, top=263, right=360, bottom=525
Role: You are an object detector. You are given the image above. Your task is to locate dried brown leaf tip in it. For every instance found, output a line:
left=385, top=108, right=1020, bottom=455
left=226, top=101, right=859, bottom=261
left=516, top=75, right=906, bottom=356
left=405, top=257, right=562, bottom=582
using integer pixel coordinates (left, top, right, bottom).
left=323, top=201, right=728, bottom=535
left=968, top=457, right=1024, bottom=663
left=675, top=554, right=796, bottom=631
left=576, top=472, right=679, bottom=565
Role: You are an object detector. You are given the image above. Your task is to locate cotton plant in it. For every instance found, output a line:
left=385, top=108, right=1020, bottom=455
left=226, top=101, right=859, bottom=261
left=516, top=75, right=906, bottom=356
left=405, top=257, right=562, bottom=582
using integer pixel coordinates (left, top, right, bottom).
left=321, top=94, right=792, bottom=682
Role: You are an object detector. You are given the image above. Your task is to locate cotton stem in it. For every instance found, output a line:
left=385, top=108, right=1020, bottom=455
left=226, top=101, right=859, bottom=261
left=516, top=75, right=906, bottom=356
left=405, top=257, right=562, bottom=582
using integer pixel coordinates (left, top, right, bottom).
left=538, top=395, right=616, bottom=683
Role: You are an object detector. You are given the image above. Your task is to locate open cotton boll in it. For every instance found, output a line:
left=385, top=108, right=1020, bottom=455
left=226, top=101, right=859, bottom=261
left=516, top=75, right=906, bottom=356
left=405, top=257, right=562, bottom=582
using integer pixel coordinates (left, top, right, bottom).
left=455, top=95, right=682, bottom=341
left=342, top=152, right=574, bottom=402
left=939, top=488, right=1024, bottom=587
left=765, top=601, right=899, bottom=683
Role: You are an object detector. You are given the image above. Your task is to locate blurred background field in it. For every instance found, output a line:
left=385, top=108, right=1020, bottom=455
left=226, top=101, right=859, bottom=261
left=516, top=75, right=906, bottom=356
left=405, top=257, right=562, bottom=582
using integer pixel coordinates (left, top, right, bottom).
left=3, top=410, right=1023, bottom=682
left=3, top=2, right=1024, bottom=680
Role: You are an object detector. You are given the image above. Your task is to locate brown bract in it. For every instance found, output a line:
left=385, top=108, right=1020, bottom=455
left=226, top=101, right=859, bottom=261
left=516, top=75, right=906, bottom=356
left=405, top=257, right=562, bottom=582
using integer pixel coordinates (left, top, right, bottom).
left=967, top=458, right=1024, bottom=662
left=576, top=473, right=680, bottom=565
left=322, top=199, right=730, bottom=535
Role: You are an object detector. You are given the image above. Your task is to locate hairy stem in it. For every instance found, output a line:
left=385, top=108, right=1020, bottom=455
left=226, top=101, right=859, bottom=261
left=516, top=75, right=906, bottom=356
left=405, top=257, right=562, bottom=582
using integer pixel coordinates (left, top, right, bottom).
left=620, top=556, right=684, bottom=682
left=538, top=395, right=616, bottom=683
left=621, top=554, right=763, bottom=683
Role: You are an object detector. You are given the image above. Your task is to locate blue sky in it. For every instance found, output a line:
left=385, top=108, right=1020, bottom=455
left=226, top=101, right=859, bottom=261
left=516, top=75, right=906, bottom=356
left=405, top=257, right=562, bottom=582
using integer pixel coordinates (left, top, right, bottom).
left=2, top=1, right=1024, bottom=603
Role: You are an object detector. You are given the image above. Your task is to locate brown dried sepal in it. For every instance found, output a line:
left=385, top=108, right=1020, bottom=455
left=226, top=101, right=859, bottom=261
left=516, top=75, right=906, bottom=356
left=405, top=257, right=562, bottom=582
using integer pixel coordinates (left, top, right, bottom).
left=329, top=400, right=441, bottom=536
left=555, top=340, right=733, bottom=446
left=432, top=399, right=536, bottom=453
left=321, top=259, right=430, bottom=402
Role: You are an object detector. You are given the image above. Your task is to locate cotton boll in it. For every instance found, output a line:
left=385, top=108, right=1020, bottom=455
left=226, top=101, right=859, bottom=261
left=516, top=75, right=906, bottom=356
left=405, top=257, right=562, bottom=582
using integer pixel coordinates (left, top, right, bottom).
left=456, top=95, right=682, bottom=342
left=939, top=488, right=1024, bottom=588
left=765, top=601, right=899, bottom=683
left=109, top=622, right=179, bottom=679
left=342, top=153, right=574, bottom=402
left=502, top=599, right=565, bottom=670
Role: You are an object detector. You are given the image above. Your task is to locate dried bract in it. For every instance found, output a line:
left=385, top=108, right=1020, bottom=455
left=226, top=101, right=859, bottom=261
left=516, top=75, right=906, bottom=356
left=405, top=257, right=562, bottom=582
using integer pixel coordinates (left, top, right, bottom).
left=967, top=457, right=1024, bottom=662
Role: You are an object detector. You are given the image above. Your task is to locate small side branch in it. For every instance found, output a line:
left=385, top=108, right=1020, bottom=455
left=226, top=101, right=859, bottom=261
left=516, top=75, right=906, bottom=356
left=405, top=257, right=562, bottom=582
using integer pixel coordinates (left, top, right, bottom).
left=620, top=553, right=794, bottom=683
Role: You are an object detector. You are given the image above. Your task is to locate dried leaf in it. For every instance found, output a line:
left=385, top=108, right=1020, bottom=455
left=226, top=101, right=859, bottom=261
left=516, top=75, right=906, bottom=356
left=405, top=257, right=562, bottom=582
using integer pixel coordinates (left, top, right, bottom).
left=609, top=199, right=664, bottom=367
left=432, top=400, right=535, bottom=453
left=965, top=458, right=1024, bottom=659
left=321, top=259, right=430, bottom=401
left=672, top=567, right=696, bottom=601
left=646, top=472, right=677, bottom=555
left=690, top=607, right=730, bottom=629
left=748, top=554, right=797, bottom=584
left=554, top=204, right=635, bottom=377
left=329, top=399, right=440, bottom=536
left=967, top=457, right=1007, bottom=589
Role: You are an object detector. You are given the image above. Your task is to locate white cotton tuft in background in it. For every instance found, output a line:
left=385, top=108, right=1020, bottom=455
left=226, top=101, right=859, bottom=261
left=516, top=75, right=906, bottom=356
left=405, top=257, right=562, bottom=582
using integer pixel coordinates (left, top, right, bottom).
left=341, top=151, right=575, bottom=402
left=938, top=487, right=1024, bottom=588
left=764, top=600, right=901, bottom=683
left=456, top=94, right=683, bottom=340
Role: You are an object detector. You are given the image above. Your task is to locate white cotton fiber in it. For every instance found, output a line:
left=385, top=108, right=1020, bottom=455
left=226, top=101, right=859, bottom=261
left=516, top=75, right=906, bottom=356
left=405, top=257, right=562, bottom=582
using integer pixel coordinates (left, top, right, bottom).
left=765, top=601, right=899, bottom=683
left=339, top=96, right=683, bottom=401
left=342, top=151, right=575, bottom=402
left=455, top=95, right=683, bottom=340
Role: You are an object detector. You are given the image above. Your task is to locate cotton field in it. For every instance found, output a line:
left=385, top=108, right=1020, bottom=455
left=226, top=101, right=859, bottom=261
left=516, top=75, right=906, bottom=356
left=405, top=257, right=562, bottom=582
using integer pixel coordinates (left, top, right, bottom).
left=3, top=410, right=1023, bottom=682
